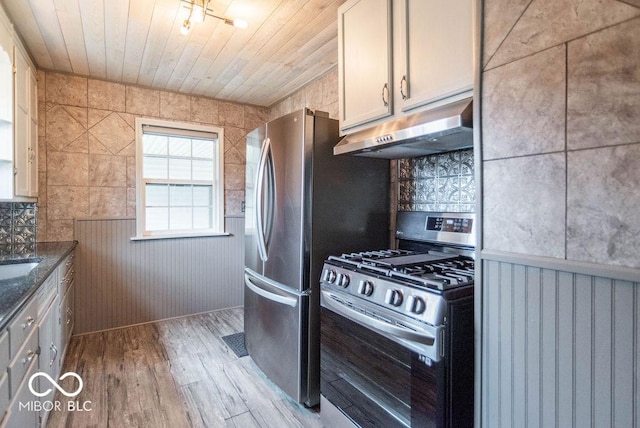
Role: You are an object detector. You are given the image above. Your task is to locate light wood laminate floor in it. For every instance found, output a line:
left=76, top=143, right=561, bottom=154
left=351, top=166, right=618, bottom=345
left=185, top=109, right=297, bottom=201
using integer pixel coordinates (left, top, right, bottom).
left=47, top=308, right=321, bottom=428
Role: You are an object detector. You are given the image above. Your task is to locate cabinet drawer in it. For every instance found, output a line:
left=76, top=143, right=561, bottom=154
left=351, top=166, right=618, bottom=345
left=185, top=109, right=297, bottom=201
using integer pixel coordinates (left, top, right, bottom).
left=8, top=297, right=37, bottom=358
left=2, top=359, right=38, bottom=428
left=58, top=252, right=75, bottom=295
left=7, top=328, right=38, bottom=398
left=0, top=331, right=8, bottom=372
left=0, top=373, right=8, bottom=422
left=37, top=271, right=58, bottom=315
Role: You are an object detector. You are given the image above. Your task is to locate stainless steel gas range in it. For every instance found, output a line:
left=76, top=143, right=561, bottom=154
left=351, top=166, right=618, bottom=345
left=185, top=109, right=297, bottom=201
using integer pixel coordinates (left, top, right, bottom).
left=320, top=211, right=475, bottom=428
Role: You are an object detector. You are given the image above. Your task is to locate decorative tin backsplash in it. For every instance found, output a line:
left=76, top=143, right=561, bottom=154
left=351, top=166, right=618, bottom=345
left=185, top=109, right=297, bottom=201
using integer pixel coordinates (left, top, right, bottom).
left=397, top=148, right=475, bottom=212
left=0, top=202, right=38, bottom=257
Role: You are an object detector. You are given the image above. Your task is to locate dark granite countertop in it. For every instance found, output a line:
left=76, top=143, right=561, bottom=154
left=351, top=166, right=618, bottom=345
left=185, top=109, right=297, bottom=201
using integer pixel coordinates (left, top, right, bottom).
left=0, top=241, right=77, bottom=331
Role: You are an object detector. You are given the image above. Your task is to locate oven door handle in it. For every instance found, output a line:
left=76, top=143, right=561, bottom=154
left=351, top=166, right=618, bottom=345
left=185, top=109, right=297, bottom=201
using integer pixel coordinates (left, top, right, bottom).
left=321, top=290, right=435, bottom=346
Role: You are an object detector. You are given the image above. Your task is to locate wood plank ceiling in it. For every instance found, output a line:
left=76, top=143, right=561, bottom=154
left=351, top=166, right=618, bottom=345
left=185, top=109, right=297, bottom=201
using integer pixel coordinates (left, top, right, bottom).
left=1, top=0, right=345, bottom=107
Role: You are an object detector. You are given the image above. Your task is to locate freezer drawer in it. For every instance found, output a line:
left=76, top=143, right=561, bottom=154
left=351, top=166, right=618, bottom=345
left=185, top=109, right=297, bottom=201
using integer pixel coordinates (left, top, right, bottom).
left=244, top=269, right=313, bottom=405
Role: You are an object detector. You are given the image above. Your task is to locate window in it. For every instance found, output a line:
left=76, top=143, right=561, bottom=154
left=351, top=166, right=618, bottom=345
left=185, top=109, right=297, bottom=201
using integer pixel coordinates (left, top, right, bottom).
left=134, top=118, right=224, bottom=239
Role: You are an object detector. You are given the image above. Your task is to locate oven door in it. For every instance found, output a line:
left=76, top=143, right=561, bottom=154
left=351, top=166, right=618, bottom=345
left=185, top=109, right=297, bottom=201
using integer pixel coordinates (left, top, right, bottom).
left=320, top=290, right=446, bottom=428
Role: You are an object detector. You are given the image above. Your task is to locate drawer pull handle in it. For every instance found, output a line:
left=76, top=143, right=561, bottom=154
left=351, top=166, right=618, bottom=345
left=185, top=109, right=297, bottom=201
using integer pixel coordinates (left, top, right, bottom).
left=23, top=316, right=35, bottom=329
left=23, top=350, right=36, bottom=364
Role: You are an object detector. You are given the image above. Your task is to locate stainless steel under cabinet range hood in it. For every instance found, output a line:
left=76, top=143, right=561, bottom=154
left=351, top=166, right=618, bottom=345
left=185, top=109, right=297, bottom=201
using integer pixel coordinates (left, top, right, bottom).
left=334, top=98, right=473, bottom=159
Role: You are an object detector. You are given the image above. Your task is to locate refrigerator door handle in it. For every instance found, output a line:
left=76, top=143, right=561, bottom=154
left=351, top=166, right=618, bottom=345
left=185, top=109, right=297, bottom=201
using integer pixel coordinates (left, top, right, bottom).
left=255, top=137, right=271, bottom=262
left=244, top=269, right=298, bottom=307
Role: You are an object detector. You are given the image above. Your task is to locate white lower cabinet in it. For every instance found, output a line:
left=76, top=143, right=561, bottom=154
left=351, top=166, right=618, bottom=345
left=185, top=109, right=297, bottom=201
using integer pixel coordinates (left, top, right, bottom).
left=2, top=360, right=38, bottom=428
left=0, top=250, right=75, bottom=427
left=37, top=299, right=59, bottom=427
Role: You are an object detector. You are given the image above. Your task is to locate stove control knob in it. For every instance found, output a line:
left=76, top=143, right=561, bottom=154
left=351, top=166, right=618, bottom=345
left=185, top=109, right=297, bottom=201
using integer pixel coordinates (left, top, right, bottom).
left=385, top=289, right=403, bottom=307
left=337, top=273, right=350, bottom=288
left=324, top=269, right=337, bottom=283
left=357, top=280, right=374, bottom=296
left=407, top=296, right=426, bottom=314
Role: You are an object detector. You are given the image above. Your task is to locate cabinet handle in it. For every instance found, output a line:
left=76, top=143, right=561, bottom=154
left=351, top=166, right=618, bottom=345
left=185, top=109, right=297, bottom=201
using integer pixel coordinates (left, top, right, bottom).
left=23, top=316, right=35, bottom=329
left=22, top=349, right=36, bottom=365
left=381, top=83, right=389, bottom=107
left=50, top=344, right=58, bottom=367
left=400, top=75, right=409, bottom=100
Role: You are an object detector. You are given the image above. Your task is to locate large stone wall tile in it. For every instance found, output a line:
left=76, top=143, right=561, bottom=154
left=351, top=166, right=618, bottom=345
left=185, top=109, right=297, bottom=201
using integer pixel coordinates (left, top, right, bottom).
left=567, top=17, right=640, bottom=150
left=483, top=0, right=532, bottom=68
left=38, top=137, right=47, bottom=172
left=483, top=153, right=566, bottom=258
left=88, top=80, right=126, bottom=111
left=567, top=144, right=640, bottom=268
left=47, top=219, right=74, bottom=241
left=38, top=172, right=47, bottom=207
left=89, top=154, right=127, bottom=187
left=46, top=73, right=87, bottom=107
left=290, top=90, right=306, bottom=112
left=225, top=190, right=244, bottom=216
left=483, top=46, right=566, bottom=159
left=305, top=79, right=324, bottom=110
left=126, top=156, right=136, bottom=188
left=224, top=127, right=247, bottom=147
left=244, top=105, right=269, bottom=131
left=45, top=105, right=87, bottom=151
left=47, top=151, right=88, bottom=186
left=47, top=186, right=89, bottom=220
left=89, top=112, right=135, bottom=154
left=126, top=188, right=136, bottom=217
left=160, top=91, right=190, bottom=121
left=224, top=145, right=244, bottom=165
left=486, top=0, right=639, bottom=70
left=36, top=207, right=47, bottom=242
left=126, top=86, right=160, bottom=117
left=224, top=164, right=245, bottom=191
left=219, top=102, right=245, bottom=128
left=190, top=96, right=219, bottom=124
left=321, top=69, right=338, bottom=106
left=89, top=187, right=127, bottom=217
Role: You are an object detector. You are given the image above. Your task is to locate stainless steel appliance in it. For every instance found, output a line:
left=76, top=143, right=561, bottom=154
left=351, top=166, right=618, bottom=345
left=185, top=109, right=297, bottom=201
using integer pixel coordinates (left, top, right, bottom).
left=244, top=109, right=390, bottom=407
left=320, top=211, right=475, bottom=427
left=333, top=98, right=473, bottom=159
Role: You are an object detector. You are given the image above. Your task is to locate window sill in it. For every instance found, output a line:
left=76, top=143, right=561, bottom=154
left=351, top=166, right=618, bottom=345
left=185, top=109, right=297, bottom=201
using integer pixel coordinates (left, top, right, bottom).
left=130, top=232, right=231, bottom=241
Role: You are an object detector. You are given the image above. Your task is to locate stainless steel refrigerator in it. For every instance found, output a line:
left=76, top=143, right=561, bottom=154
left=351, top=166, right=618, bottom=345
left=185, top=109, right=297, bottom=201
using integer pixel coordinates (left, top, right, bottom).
left=244, top=109, right=389, bottom=407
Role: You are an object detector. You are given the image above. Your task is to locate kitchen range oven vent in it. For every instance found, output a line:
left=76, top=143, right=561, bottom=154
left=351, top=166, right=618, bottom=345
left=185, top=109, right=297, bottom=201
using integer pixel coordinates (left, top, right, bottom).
left=334, top=98, right=473, bottom=159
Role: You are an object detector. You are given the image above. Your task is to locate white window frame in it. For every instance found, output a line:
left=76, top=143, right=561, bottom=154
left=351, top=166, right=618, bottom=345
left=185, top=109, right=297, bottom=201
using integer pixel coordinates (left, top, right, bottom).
left=133, top=117, right=225, bottom=240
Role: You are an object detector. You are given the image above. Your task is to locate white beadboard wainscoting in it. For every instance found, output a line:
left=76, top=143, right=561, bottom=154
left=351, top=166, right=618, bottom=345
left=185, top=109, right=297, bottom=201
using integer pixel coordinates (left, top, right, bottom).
left=481, top=255, right=639, bottom=428
left=74, top=217, right=244, bottom=334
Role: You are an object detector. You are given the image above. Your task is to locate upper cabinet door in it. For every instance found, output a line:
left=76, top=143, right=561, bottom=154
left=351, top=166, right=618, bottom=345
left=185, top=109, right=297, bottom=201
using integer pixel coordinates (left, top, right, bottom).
left=397, top=0, right=474, bottom=112
left=13, top=46, right=29, bottom=197
left=338, top=0, right=393, bottom=131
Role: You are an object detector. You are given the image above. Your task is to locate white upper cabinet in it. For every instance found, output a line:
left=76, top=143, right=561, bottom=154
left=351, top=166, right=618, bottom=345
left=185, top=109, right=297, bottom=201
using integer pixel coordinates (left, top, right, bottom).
left=11, top=45, right=37, bottom=198
left=338, top=0, right=474, bottom=133
left=338, top=0, right=393, bottom=131
left=397, top=0, right=474, bottom=112
left=0, top=6, right=37, bottom=200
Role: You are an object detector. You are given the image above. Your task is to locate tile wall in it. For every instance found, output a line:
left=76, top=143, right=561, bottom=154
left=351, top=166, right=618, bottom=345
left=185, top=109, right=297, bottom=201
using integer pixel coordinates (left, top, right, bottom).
left=269, top=68, right=339, bottom=121
left=397, top=149, right=475, bottom=212
left=482, top=0, right=640, bottom=269
left=38, top=72, right=269, bottom=242
left=0, top=202, right=37, bottom=257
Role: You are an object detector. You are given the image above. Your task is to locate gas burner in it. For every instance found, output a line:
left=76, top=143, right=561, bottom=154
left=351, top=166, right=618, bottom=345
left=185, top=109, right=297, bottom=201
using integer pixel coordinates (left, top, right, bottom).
left=326, top=249, right=474, bottom=291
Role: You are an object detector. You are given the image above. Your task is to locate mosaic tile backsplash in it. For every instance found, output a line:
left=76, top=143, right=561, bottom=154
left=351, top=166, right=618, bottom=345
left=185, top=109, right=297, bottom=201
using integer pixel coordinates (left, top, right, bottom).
left=397, top=148, right=475, bottom=212
left=0, top=202, right=38, bottom=257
